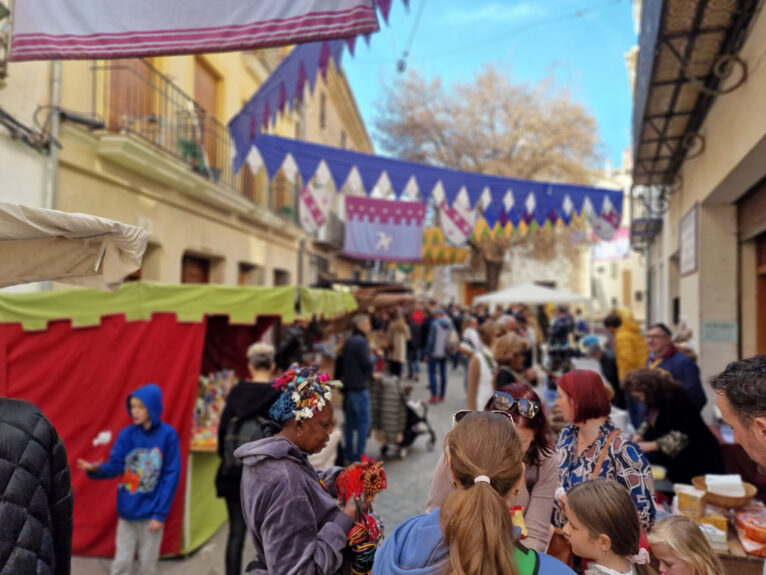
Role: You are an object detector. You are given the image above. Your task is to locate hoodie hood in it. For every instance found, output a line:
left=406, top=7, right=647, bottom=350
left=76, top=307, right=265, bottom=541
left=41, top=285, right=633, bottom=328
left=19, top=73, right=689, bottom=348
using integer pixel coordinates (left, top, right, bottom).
left=234, top=435, right=307, bottom=468
left=435, top=317, right=452, bottom=329
left=373, top=509, right=448, bottom=575
left=127, top=383, right=163, bottom=430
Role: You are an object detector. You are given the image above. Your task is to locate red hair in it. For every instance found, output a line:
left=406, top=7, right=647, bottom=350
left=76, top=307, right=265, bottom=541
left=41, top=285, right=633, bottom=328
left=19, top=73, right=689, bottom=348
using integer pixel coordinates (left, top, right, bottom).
left=558, top=370, right=611, bottom=423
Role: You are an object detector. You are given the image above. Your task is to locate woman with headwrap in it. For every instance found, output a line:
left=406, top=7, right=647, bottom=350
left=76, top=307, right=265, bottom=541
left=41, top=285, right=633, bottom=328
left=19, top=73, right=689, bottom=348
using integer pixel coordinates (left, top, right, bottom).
left=236, top=366, right=357, bottom=575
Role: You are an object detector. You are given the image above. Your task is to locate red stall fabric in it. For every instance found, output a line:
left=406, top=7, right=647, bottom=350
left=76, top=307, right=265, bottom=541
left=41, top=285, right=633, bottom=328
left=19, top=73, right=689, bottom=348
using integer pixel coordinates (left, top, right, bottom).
left=200, top=315, right=277, bottom=379
left=0, top=313, right=206, bottom=556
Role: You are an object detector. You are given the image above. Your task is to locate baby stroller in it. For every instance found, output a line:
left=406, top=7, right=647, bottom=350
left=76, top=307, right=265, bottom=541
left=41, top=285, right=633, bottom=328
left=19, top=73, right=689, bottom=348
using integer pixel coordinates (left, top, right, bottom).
left=371, top=373, right=436, bottom=459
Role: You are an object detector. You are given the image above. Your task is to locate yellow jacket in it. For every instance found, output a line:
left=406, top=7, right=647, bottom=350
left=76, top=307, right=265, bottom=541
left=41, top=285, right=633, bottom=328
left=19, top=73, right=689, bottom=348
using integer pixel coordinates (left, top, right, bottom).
left=614, top=309, right=648, bottom=381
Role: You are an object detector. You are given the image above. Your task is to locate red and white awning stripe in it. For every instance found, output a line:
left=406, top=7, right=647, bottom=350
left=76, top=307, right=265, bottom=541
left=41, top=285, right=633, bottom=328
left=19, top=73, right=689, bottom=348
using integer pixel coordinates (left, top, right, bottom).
left=10, top=0, right=380, bottom=61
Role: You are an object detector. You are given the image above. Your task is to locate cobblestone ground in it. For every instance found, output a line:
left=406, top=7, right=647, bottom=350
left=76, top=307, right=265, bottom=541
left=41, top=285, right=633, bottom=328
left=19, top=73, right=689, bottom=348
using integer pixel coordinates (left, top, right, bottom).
left=72, top=365, right=466, bottom=574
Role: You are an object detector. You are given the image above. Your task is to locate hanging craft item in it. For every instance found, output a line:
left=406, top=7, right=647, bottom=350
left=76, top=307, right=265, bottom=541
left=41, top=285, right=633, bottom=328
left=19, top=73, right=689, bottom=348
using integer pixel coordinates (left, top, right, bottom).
left=336, top=457, right=388, bottom=575
left=588, top=196, right=621, bottom=241
left=439, top=190, right=476, bottom=247
left=299, top=183, right=334, bottom=233
left=343, top=195, right=426, bottom=262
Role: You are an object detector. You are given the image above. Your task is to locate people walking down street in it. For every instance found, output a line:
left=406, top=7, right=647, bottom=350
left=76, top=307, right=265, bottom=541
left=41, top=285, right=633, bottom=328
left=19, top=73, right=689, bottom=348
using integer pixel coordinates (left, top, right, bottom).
left=275, top=318, right=312, bottom=371
left=374, top=411, right=575, bottom=575
left=493, top=333, right=534, bottom=389
left=0, top=398, right=73, bottom=575
left=464, top=322, right=498, bottom=411
left=582, top=335, right=622, bottom=407
left=424, top=307, right=454, bottom=403
left=386, top=308, right=410, bottom=378
left=603, top=311, right=648, bottom=383
left=561, top=479, right=654, bottom=575
left=214, top=343, right=282, bottom=575
left=78, top=384, right=181, bottom=575
left=644, top=323, right=706, bottom=411
left=236, top=368, right=358, bottom=575
left=623, top=369, right=723, bottom=485
left=549, top=306, right=574, bottom=347
left=710, top=355, right=766, bottom=469
left=428, top=384, right=557, bottom=553
left=573, top=308, right=588, bottom=341
left=341, top=314, right=376, bottom=462
left=406, top=310, right=423, bottom=381
left=553, top=370, right=656, bottom=532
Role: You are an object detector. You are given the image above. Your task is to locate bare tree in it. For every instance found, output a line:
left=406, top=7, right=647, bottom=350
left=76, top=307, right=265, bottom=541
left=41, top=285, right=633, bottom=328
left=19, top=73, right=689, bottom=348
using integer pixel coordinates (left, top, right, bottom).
left=375, top=66, right=601, bottom=290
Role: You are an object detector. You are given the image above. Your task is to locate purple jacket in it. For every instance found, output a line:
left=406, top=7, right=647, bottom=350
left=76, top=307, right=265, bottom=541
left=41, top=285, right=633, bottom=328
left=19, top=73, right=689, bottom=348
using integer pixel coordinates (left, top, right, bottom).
left=236, top=436, right=353, bottom=575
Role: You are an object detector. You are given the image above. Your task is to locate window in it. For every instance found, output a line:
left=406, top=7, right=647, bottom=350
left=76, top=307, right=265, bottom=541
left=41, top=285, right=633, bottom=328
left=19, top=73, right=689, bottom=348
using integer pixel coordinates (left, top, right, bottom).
left=319, top=92, right=327, bottom=132
left=273, top=269, right=291, bottom=286
left=340, top=130, right=347, bottom=149
left=182, top=254, right=210, bottom=284
left=239, top=263, right=264, bottom=286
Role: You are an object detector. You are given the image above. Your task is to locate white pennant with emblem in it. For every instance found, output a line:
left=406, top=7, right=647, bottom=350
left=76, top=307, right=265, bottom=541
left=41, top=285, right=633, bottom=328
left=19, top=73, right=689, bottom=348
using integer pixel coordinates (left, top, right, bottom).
left=299, top=182, right=333, bottom=233
left=439, top=188, right=476, bottom=247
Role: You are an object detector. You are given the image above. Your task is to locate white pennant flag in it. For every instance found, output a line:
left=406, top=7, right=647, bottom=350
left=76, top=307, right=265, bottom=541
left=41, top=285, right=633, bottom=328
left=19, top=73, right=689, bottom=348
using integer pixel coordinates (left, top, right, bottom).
left=299, top=183, right=333, bottom=234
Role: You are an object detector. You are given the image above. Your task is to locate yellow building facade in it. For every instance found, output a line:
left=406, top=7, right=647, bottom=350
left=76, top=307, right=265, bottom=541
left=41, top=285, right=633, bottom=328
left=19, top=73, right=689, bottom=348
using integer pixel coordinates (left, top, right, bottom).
left=52, top=49, right=371, bottom=287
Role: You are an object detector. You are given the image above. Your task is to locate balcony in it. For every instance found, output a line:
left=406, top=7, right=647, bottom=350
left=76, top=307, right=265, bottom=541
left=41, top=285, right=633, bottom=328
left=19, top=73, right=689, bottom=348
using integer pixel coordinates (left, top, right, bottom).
left=629, top=184, right=665, bottom=250
left=314, top=211, right=344, bottom=250
left=89, top=59, right=253, bottom=213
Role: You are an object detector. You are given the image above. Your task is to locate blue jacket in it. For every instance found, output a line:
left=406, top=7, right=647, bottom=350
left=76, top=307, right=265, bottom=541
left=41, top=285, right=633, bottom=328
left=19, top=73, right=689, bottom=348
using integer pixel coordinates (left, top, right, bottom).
left=372, top=508, right=575, bottom=575
left=425, top=318, right=453, bottom=359
left=89, top=384, right=181, bottom=522
left=650, top=350, right=706, bottom=411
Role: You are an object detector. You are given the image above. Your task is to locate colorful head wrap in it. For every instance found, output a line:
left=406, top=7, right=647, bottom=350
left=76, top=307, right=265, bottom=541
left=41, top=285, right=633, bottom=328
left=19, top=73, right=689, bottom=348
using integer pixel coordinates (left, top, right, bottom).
left=268, top=364, right=342, bottom=423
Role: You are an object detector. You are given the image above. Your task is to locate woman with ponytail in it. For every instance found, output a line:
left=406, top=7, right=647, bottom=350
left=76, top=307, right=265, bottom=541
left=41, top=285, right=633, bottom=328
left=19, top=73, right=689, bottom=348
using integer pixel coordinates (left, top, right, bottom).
left=373, top=411, right=574, bottom=575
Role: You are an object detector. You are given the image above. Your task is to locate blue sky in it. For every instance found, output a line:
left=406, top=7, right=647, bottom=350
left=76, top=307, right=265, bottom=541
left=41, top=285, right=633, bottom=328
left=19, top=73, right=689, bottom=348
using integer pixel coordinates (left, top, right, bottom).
left=342, top=0, right=637, bottom=169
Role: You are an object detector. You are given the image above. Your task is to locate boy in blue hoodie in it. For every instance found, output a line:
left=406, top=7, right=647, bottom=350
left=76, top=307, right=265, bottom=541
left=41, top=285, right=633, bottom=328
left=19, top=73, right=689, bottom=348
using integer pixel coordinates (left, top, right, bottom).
left=77, top=383, right=181, bottom=575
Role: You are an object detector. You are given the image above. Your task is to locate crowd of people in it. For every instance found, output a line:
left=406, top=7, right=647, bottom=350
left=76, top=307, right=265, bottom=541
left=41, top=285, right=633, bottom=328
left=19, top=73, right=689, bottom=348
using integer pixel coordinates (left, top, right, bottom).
left=2, top=299, right=766, bottom=575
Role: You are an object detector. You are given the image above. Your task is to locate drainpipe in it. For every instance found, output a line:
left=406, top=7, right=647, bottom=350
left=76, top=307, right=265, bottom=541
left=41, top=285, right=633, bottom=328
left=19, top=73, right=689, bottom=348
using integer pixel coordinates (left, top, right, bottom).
left=298, top=238, right=306, bottom=286
left=43, top=60, right=61, bottom=210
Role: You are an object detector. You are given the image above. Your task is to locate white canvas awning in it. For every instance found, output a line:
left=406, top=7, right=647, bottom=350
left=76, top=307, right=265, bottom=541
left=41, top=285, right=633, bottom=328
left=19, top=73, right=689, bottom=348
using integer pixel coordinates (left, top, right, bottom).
left=473, top=282, right=591, bottom=306
left=0, top=202, right=148, bottom=290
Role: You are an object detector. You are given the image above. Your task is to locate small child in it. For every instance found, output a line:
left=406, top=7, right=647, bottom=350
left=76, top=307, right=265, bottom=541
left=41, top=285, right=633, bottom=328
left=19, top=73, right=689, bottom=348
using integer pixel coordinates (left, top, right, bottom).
left=77, top=383, right=181, bottom=575
left=562, top=478, right=655, bottom=575
left=647, top=516, right=724, bottom=575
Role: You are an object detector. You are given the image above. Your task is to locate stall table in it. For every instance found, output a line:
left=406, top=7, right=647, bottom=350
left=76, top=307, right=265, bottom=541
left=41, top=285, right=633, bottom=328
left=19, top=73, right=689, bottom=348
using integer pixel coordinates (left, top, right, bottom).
left=721, top=528, right=764, bottom=575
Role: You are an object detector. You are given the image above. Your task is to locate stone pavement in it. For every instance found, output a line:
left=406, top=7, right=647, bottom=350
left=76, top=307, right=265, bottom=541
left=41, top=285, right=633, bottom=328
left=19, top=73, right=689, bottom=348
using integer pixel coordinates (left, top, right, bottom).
left=72, top=365, right=467, bottom=574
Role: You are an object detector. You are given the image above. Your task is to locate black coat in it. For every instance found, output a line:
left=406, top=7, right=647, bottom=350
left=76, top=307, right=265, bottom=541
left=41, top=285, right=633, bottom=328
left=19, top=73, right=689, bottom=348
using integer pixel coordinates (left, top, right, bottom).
left=215, top=381, right=282, bottom=499
left=642, top=388, right=724, bottom=484
left=0, top=398, right=73, bottom=575
left=341, top=331, right=374, bottom=392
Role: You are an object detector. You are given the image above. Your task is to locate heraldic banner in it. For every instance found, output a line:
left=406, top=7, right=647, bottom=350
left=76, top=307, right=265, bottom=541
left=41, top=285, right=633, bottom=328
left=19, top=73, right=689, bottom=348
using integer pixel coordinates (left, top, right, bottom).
left=342, top=196, right=426, bottom=262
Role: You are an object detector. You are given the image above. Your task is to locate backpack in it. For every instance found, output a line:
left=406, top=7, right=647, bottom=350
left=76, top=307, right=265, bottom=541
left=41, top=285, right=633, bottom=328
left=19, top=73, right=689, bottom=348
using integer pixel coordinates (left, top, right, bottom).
left=446, top=329, right=460, bottom=354
left=221, top=414, right=277, bottom=479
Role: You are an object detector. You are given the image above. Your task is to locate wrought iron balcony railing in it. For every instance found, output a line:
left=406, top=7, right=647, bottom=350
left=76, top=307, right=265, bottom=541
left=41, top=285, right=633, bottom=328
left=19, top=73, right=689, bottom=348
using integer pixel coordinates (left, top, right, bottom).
left=91, top=58, right=244, bottom=195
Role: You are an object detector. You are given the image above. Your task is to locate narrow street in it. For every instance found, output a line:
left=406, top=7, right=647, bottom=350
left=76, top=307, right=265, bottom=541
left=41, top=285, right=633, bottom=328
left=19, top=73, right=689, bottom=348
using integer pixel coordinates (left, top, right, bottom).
left=71, top=367, right=466, bottom=575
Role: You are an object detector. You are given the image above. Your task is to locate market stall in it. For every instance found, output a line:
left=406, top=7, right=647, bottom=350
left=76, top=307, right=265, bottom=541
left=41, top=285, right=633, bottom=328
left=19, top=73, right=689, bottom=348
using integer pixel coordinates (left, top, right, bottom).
left=0, top=281, right=356, bottom=557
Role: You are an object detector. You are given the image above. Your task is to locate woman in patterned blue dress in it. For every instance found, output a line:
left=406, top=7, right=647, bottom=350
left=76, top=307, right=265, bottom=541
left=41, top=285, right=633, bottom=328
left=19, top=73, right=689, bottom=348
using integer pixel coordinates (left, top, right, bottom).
left=553, top=370, right=656, bottom=531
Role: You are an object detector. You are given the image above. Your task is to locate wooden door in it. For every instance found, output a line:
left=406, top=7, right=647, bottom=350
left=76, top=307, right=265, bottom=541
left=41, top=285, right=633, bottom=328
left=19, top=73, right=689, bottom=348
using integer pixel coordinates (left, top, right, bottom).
left=109, top=59, right=153, bottom=132
left=464, top=283, right=488, bottom=306
left=182, top=255, right=210, bottom=284
left=193, top=58, right=219, bottom=172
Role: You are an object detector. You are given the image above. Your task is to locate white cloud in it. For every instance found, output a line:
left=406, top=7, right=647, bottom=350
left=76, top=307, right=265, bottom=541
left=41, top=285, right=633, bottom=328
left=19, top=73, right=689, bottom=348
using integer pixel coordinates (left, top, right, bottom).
left=441, top=2, right=546, bottom=25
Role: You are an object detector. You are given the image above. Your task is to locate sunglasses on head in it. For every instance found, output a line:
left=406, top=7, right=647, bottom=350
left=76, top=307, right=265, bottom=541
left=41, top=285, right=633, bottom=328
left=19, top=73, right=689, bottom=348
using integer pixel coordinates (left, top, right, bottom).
left=453, top=409, right=516, bottom=429
left=491, top=391, right=540, bottom=419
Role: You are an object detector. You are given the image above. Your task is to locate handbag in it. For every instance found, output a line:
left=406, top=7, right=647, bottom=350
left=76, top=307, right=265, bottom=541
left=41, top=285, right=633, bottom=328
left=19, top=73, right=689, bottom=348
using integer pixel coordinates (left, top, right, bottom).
left=547, top=429, right=621, bottom=566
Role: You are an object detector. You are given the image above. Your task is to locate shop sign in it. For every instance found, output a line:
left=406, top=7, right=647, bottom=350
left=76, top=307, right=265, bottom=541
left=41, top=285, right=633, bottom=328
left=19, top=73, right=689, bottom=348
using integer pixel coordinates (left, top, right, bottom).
left=679, top=203, right=698, bottom=276
left=701, top=321, right=738, bottom=344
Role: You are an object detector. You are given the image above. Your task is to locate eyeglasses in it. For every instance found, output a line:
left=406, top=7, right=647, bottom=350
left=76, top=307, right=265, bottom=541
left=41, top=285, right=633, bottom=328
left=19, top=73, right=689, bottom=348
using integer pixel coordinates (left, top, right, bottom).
left=453, top=410, right=516, bottom=429
left=491, top=392, right=540, bottom=419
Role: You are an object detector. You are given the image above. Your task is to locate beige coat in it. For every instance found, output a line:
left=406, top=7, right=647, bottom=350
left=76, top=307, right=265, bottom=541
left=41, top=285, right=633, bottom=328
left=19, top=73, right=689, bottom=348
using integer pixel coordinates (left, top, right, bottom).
left=387, top=321, right=410, bottom=364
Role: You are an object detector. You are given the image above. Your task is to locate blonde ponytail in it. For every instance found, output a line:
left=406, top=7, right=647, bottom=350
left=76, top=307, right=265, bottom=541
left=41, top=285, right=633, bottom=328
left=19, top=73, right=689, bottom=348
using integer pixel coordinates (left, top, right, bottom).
left=439, top=412, right=523, bottom=575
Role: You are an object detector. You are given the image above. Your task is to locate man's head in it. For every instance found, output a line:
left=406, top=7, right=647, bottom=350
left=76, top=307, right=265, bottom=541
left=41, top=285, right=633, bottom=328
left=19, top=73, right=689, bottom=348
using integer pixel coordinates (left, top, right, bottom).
left=433, top=307, right=446, bottom=318
left=710, top=355, right=766, bottom=468
left=352, top=313, right=372, bottom=334
left=645, top=323, right=673, bottom=356
left=583, top=335, right=602, bottom=360
left=603, top=314, right=622, bottom=335
left=247, top=342, right=276, bottom=376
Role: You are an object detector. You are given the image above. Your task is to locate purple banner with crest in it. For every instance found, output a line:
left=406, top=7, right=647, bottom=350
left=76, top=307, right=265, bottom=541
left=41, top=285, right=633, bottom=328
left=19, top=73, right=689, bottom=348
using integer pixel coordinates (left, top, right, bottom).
left=342, top=196, right=426, bottom=262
